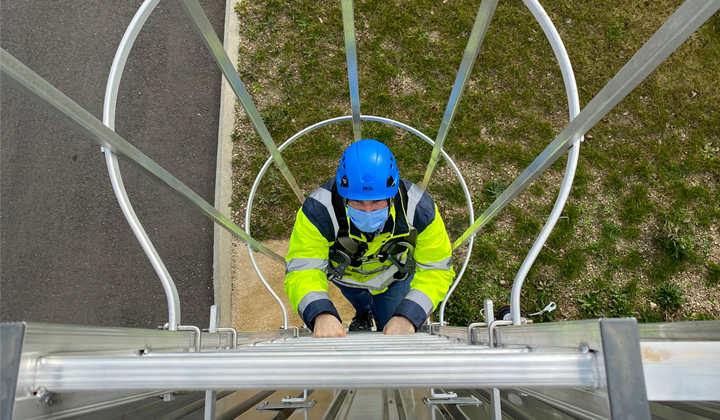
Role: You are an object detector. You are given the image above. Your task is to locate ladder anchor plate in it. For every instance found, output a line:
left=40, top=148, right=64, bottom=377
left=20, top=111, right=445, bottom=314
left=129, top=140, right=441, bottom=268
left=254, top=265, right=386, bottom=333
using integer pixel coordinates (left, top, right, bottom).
left=257, top=399, right=317, bottom=410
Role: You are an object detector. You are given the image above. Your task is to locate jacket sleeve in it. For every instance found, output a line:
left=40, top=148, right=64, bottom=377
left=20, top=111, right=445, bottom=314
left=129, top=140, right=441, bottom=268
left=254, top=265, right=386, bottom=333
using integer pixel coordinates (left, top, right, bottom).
left=285, top=208, right=340, bottom=330
left=393, top=204, right=455, bottom=330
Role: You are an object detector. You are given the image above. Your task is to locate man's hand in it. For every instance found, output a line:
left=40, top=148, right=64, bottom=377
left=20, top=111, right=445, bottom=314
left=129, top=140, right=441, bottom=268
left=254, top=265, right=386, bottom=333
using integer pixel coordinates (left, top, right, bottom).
left=383, top=316, right=415, bottom=335
left=313, top=314, right=347, bottom=338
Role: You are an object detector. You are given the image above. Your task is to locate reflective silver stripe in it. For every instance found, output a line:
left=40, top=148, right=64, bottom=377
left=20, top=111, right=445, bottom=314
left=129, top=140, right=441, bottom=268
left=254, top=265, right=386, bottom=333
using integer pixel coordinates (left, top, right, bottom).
left=286, top=258, right=328, bottom=275
left=416, top=256, right=453, bottom=271
left=406, top=183, right=424, bottom=226
left=308, top=188, right=339, bottom=237
left=297, top=291, right=331, bottom=319
left=346, top=264, right=391, bottom=276
left=334, top=265, right=402, bottom=291
left=404, top=289, right=434, bottom=315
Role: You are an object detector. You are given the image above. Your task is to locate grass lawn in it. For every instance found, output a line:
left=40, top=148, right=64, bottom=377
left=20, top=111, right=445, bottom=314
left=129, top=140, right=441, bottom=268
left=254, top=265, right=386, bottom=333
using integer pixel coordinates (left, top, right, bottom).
left=229, top=0, right=720, bottom=325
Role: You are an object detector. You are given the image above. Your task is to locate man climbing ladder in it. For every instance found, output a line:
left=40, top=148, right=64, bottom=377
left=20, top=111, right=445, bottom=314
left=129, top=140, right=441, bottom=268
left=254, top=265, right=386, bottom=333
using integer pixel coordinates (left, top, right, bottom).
left=285, top=139, right=455, bottom=337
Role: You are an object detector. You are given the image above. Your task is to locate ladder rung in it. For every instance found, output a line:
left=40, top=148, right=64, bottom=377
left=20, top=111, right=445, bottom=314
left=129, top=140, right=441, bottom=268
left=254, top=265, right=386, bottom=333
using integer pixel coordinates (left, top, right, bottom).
left=254, top=340, right=468, bottom=349
left=248, top=343, right=493, bottom=351
left=286, top=333, right=447, bottom=340
left=34, top=350, right=599, bottom=392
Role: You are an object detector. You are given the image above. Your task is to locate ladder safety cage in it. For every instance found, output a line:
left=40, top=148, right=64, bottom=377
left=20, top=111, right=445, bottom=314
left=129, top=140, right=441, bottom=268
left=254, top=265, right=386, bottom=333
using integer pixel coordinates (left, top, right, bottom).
left=2, top=0, right=720, bottom=419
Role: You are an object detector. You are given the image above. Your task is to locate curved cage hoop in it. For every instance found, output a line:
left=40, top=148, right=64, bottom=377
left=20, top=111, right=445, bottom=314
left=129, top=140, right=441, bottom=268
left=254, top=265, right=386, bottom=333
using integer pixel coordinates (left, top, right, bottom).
left=245, top=115, right=475, bottom=328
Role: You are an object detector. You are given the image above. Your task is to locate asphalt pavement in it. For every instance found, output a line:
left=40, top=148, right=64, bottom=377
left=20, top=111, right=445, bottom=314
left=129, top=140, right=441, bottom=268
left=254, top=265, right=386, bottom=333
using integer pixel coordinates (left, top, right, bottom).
left=1, top=0, right=226, bottom=328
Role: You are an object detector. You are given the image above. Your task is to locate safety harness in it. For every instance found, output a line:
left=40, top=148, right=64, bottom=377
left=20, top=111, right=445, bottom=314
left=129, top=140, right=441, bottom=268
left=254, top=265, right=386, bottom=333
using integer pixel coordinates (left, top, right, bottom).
left=326, top=182, right=417, bottom=283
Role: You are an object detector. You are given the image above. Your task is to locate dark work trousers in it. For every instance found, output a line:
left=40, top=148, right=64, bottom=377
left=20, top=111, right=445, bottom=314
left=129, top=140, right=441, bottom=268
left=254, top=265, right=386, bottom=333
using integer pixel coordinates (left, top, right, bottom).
left=332, top=275, right=412, bottom=331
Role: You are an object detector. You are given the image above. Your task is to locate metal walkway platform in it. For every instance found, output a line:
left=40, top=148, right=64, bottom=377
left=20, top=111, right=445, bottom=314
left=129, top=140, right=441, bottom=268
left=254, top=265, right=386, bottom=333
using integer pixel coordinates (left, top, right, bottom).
left=4, top=319, right=719, bottom=419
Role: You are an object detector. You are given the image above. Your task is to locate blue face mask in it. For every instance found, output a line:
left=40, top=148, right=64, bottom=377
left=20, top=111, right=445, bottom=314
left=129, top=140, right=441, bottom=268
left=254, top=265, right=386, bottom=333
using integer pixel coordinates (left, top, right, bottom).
left=347, top=205, right=389, bottom=233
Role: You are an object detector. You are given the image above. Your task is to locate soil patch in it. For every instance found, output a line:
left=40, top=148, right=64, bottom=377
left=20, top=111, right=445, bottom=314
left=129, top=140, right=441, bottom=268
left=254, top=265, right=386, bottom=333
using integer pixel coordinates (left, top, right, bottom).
left=231, top=238, right=356, bottom=331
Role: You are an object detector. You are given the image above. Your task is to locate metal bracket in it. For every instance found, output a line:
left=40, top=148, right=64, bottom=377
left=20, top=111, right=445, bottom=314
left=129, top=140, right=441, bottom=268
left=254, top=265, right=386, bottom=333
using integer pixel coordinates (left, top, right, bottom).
left=488, top=320, right=513, bottom=348
left=423, top=389, right=481, bottom=405
left=281, top=325, right=300, bottom=338
left=428, top=322, right=441, bottom=335
left=177, top=325, right=201, bottom=352
left=467, top=322, right=487, bottom=344
left=216, top=327, right=237, bottom=349
left=257, top=389, right=316, bottom=410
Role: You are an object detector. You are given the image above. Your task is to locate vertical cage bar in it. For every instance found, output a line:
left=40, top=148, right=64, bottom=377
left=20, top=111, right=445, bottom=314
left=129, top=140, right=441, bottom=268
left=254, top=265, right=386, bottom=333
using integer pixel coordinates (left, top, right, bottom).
left=421, top=0, right=499, bottom=189
left=102, top=0, right=181, bottom=330
left=452, top=0, right=720, bottom=250
left=178, top=0, right=305, bottom=203
left=341, top=0, right=362, bottom=141
left=510, top=0, right=582, bottom=325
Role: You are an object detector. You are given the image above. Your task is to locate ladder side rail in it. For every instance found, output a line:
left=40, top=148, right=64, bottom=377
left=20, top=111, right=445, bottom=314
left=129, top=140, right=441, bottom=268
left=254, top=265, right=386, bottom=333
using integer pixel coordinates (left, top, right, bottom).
left=1, top=323, right=25, bottom=420
left=638, top=320, right=720, bottom=341
left=8, top=323, right=293, bottom=419
left=487, top=320, right=720, bottom=410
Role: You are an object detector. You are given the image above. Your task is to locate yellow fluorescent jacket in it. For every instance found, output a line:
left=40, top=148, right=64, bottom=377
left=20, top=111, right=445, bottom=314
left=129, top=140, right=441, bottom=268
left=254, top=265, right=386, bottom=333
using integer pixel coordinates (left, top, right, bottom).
left=285, top=179, right=455, bottom=330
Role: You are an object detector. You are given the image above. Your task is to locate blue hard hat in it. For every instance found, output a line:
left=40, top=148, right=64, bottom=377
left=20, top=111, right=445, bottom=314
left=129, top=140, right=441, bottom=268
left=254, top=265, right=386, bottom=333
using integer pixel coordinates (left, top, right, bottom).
left=336, top=139, right=399, bottom=200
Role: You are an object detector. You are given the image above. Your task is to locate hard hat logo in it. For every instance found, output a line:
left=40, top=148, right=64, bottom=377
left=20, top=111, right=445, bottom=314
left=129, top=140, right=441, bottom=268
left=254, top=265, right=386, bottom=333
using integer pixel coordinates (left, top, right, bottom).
left=336, top=139, right=400, bottom=201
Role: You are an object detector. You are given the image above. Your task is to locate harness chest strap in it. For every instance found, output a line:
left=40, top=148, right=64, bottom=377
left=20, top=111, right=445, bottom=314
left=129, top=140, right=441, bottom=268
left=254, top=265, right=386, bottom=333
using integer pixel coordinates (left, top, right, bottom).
left=327, top=182, right=417, bottom=281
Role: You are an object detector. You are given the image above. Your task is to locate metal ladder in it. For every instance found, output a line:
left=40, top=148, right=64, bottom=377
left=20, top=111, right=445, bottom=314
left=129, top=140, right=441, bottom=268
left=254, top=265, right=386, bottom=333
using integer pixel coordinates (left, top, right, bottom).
left=4, top=317, right=719, bottom=419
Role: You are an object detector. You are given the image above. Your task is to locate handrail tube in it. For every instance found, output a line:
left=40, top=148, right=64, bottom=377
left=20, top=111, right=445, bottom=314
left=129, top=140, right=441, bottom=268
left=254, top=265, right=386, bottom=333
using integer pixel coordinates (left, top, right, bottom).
left=452, top=0, right=720, bottom=250
left=0, top=48, right=285, bottom=264
left=509, top=0, right=582, bottom=325
left=101, top=0, right=180, bottom=330
left=341, top=0, right=362, bottom=141
left=35, top=351, right=599, bottom=391
left=245, top=243, right=289, bottom=329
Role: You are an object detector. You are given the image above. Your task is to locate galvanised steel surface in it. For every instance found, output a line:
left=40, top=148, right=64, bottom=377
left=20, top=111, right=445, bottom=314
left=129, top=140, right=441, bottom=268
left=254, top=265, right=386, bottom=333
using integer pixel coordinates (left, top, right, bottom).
left=101, top=0, right=180, bottom=331
left=640, top=341, right=720, bottom=402
left=514, top=388, right=611, bottom=420
left=599, top=319, right=651, bottom=419
left=0, top=48, right=285, bottom=264
left=638, top=320, right=720, bottom=341
left=341, top=0, right=362, bottom=141
left=492, top=319, right=720, bottom=402
left=178, top=0, right=305, bottom=204
left=421, top=0, right=499, bottom=190
left=7, top=323, right=295, bottom=419
left=33, top=350, right=599, bottom=391
left=0, top=323, right=24, bottom=420
left=453, top=0, right=720, bottom=250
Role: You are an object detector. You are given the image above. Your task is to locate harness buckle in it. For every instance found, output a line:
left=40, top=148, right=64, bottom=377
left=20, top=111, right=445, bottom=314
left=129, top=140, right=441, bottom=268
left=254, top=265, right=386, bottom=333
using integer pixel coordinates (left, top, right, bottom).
left=327, top=249, right=352, bottom=281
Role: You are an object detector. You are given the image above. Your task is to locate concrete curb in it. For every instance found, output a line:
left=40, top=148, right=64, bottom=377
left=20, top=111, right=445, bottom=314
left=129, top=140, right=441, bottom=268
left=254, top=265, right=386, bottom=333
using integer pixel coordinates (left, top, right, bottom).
left=213, top=0, right=241, bottom=328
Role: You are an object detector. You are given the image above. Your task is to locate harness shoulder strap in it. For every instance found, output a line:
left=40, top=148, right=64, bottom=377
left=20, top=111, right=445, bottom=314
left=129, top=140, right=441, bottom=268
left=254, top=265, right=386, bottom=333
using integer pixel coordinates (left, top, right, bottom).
left=330, top=182, right=359, bottom=253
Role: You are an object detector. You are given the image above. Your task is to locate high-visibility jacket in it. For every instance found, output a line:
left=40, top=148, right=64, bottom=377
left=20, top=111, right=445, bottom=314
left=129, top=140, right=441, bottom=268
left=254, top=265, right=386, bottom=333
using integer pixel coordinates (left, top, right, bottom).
left=285, top=178, right=455, bottom=330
